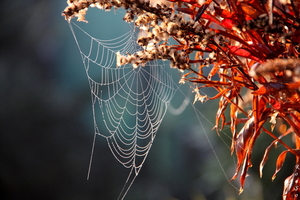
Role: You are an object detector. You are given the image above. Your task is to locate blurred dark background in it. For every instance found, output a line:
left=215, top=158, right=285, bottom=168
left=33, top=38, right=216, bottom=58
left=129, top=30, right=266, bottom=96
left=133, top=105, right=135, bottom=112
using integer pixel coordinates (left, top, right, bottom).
left=0, top=1, right=295, bottom=200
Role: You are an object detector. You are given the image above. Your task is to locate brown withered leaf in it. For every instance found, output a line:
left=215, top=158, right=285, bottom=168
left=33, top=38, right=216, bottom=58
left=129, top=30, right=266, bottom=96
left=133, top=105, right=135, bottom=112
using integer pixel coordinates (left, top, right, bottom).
left=215, top=88, right=239, bottom=132
left=232, top=107, right=270, bottom=192
left=231, top=117, right=254, bottom=183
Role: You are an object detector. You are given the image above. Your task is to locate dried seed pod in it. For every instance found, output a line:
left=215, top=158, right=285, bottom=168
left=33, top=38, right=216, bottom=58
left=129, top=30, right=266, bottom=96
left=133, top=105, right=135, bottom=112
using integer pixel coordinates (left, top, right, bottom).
left=249, top=59, right=300, bottom=79
left=137, top=36, right=150, bottom=46
left=167, top=22, right=179, bottom=35
left=123, top=11, right=134, bottom=22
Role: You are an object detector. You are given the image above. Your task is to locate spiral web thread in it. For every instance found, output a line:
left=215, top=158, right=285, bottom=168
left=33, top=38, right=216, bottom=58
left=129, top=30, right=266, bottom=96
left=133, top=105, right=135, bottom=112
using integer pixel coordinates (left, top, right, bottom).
left=68, top=12, right=238, bottom=199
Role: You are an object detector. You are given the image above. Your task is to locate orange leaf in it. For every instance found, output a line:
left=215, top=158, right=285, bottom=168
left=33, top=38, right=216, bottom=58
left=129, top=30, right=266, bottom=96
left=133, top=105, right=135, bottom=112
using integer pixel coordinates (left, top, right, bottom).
left=260, top=132, right=290, bottom=178
left=208, top=88, right=229, bottom=100
left=215, top=96, right=229, bottom=131
left=260, top=143, right=273, bottom=178
left=272, top=150, right=289, bottom=181
left=230, top=102, right=238, bottom=153
left=239, top=154, right=252, bottom=194
left=252, top=82, right=285, bottom=95
left=240, top=3, right=261, bottom=19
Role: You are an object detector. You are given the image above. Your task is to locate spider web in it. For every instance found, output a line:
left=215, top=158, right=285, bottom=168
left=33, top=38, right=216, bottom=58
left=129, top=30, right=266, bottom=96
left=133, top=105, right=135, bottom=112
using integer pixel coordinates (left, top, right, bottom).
left=67, top=9, right=237, bottom=200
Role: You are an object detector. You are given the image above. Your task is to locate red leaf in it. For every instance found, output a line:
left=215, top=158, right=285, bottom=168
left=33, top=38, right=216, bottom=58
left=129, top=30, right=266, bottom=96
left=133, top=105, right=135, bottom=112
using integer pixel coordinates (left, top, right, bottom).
left=231, top=117, right=254, bottom=182
left=228, top=46, right=260, bottom=62
left=292, top=29, right=300, bottom=43
left=221, top=18, right=238, bottom=29
left=214, top=6, right=236, bottom=19
left=248, top=43, right=272, bottom=60
left=215, top=30, right=262, bottom=60
left=201, top=13, right=222, bottom=25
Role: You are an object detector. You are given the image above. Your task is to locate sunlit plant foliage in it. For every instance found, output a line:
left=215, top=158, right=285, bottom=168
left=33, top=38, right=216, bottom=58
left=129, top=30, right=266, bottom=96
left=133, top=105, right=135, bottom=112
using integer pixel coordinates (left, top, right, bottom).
left=63, top=0, right=300, bottom=199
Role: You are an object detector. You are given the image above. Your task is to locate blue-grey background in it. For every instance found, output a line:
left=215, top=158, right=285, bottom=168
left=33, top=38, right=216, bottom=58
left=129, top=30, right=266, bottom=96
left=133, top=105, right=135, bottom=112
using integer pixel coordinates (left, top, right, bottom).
left=1, top=1, right=294, bottom=199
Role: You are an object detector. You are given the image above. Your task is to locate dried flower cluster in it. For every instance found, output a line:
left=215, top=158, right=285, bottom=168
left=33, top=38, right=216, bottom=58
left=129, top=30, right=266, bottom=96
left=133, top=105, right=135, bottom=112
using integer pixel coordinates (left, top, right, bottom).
left=63, top=0, right=300, bottom=199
